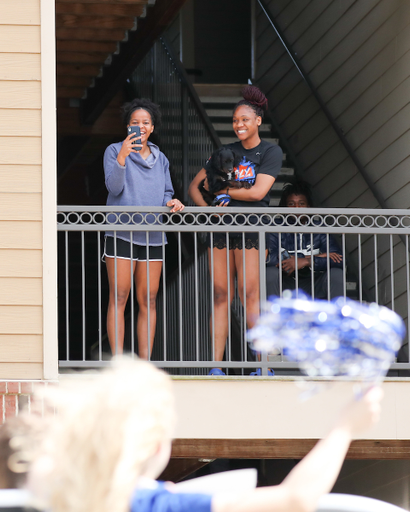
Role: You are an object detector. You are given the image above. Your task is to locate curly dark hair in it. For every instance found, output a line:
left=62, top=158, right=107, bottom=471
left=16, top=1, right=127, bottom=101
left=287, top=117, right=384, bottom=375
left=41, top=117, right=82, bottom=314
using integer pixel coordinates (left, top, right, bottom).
left=279, top=180, right=314, bottom=207
left=234, top=85, right=268, bottom=119
left=121, top=98, right=161, bottom=128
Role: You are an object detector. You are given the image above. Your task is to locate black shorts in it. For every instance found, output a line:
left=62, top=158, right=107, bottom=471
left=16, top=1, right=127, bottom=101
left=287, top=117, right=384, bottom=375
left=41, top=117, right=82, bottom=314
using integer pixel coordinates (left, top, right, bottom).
left=103, top=236, right=163, bottom=261
left=207, top=232, right=260, bottom=250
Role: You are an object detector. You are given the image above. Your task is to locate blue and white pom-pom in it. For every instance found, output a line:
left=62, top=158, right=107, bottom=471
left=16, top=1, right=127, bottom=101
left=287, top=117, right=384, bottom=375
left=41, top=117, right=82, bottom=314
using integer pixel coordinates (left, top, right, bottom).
left=247, top=291, right=405, bottom=381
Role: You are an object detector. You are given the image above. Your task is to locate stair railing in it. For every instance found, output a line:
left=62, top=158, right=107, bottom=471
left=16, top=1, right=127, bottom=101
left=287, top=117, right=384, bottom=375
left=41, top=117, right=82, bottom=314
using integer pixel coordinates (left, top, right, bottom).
left=128, top=35, right=221, bottom=204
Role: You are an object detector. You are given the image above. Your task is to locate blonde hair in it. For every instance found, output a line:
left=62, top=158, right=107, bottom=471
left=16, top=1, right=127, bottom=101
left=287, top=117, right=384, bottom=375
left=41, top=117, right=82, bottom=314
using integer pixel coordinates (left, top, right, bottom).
left=31, top=358, right=175, bottom=512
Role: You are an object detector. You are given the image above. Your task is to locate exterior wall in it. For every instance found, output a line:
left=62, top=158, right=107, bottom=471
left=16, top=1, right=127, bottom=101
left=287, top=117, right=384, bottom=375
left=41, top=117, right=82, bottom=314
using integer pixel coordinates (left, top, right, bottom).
left=0, top=0, right=57, bottom=379
left=173, top=378, right=410, bottom=440
left=254, top=0, right=410, bottom=327
left=255, top=0, right=410, bottom=210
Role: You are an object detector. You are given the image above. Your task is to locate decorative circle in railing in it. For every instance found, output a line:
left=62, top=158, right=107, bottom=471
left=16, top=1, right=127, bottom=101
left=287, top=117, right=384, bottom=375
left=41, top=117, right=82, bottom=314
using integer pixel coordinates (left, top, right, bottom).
left=79, top=212, right=93, bottom=224
left=323, top=214, right=336, bottom=227
left=362, top=215, right=375, bottom=227
left=67, top=212, right=80, bottom=224
left=57, top=212, right=66, bottom=224
left=92, top=212, right=106, bottom=225
left=375, top=216, right=388, bottom=228
left=335, top=214, right=349, bottom=227
left=400, top=216, right=410, bottom=228
left=182, top=213, right=196, bottom=225
left=169, top=213, right=184, bottom=225
left=310, top=214, right=324, bottom=227
left=388, top=216, right=400, bottom=228
left=348, top=215, right=362, bottom=227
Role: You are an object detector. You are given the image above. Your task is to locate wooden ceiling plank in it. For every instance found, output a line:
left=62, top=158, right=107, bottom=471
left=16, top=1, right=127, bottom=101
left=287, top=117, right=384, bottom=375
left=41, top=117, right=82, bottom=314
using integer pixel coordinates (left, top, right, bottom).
left=81, top=0, right=190, bottom=124
left=56, top=14, right=136, bottom=29
left=57, top=87, right=86, bottom=98
left=57, top=63, right=101, bottom=76
left=58, top=52, right=111, bottom=64
left=57, top=40, right=117, bottom=53
left=56, top=28, right=126, bottom=41
left=57, top=76, right=93, bottom=87
left=56, top=3, right=144, bottom=16
left=56, top=0, right=148, bottom=4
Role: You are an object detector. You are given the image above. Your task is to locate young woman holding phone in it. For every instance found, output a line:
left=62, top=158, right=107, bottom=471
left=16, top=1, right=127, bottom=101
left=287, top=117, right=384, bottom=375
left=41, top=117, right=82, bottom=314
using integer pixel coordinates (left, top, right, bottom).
left=103, top=98, right=184, bottom=358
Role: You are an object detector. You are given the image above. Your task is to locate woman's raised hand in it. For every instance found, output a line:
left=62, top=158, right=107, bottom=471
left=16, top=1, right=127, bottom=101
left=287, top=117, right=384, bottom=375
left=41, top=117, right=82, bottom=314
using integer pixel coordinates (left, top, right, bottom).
left=116, top=133, right=143, bottom=166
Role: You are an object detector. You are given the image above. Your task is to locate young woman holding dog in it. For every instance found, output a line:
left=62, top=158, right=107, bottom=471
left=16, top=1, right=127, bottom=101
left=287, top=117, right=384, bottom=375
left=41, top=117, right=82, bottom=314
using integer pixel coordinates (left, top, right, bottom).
left=188, top=86, right=283, bottom=375
left=103, top=98, right=184, bottom=359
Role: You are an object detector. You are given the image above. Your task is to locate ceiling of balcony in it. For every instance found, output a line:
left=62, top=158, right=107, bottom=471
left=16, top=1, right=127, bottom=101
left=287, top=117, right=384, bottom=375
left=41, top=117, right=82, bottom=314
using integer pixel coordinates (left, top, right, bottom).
left=55, top=0, right=152, bottom=101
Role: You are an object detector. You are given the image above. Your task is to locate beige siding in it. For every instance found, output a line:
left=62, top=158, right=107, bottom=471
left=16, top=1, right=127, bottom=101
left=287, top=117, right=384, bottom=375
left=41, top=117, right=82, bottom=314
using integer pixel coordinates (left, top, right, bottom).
left=255, top=0, right=410, bottom=323
left=0, top=0, right=43, bottom=378
left=0, top=250, right=42, bottom=277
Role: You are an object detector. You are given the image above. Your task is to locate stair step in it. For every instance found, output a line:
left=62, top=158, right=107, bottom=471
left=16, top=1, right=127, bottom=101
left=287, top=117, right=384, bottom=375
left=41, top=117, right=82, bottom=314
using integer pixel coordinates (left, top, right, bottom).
left=200, top=96, right=242, bottom=104
left=194, top=84, right=246, bottom=97
left=220, top=137, right=279, bottom=146
left=206, top=109, right=235, bottom=117
left=278, top=167, right=295, bottom=176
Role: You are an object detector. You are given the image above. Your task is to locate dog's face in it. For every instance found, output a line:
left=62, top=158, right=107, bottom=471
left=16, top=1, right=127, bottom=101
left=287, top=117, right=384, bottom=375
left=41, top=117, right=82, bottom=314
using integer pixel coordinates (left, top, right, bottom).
left=211, top=147, right=241, bottom=180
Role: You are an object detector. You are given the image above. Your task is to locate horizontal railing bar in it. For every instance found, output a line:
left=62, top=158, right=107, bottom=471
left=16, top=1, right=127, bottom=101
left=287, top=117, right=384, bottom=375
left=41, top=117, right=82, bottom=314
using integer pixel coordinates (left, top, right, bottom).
left=57, top=225, right=410, bottom=235
left=59, top=361, right=299, bottom=369
left=59, top=360, right=410, bottom=369
left=58, top=206, right=410, bottom=216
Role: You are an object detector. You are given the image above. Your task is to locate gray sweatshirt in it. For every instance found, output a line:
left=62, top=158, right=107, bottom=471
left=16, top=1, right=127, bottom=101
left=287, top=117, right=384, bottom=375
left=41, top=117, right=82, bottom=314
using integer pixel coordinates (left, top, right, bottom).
left=104, top=140, right=174, bottom=246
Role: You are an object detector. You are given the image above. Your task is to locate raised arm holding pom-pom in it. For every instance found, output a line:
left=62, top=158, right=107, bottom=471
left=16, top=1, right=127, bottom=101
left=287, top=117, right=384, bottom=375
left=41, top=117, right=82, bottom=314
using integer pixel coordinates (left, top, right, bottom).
left=213, top=387, right=382, bottom=512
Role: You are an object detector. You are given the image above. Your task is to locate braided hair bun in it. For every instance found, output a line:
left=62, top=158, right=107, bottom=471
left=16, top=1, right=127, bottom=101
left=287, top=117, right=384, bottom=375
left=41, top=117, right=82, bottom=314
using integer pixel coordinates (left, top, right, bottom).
left=234, top=85, right=268, bottom=118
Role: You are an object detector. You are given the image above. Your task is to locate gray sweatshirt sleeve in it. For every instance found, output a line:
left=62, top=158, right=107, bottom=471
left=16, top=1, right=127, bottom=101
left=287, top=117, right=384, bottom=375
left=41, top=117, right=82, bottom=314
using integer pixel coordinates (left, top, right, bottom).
left=104, top=144, right=126, bottom=196
left=162, top=155, right=174, bottom=206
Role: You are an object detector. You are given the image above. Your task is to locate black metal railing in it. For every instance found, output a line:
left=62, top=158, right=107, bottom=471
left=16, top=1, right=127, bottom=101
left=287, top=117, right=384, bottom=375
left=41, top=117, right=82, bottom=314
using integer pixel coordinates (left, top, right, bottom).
left=128, top=36, right=220, bottom=204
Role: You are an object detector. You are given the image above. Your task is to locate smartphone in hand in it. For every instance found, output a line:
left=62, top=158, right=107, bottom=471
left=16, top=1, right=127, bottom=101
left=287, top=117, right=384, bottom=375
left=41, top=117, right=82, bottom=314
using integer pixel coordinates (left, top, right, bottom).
left=127, top=125, right=142, bottom=147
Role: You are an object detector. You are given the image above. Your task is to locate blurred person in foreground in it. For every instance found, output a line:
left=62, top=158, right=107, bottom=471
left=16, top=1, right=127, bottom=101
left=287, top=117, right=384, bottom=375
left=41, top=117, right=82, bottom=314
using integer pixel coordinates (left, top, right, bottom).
left=28, top=358, right=382, bottom=512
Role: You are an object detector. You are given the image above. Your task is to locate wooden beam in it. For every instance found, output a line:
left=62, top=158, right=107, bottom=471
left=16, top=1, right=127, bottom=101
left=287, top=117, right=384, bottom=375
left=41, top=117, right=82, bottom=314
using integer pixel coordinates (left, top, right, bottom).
left=57, top=87, right=86, bottom=98
left=159, top=459, right=212, bottom=483
left=57, top=0, right=148, bottom=3
left=57, top=40, right=117, bottom=53
left=56, top=14, right=136, bottom=29
left=57, top=75, right=93, bottom=87
left=56, top=3, right=144, bottom=16
left=57, top=63, right=101, bottom=77
left=56, top=28, right=126, bottom=41
left=58, top=52, right=110, bottom=64
left=80, top=0, right=189, bottom=124
left=171, top=439, right=410, bottom=461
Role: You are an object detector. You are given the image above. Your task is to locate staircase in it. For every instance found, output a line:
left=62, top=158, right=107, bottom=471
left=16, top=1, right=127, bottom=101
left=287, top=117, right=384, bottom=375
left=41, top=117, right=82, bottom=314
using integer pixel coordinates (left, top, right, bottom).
left=193, top=84, right=295, bottom=206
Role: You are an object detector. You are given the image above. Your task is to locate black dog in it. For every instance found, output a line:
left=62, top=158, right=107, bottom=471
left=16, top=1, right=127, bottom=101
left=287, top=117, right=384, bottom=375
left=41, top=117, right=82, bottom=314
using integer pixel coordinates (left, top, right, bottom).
left=198, top=147, right=252, bottom=205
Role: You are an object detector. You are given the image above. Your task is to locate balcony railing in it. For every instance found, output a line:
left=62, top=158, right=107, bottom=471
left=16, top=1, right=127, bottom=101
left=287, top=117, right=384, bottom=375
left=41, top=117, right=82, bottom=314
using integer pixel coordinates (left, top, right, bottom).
left=57, top=206, right=410, bottom=375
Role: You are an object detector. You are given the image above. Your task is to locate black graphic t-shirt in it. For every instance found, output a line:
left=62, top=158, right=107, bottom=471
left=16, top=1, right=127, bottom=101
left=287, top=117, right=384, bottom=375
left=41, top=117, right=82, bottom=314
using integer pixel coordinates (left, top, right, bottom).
left=204, top=140, right=283, bottom=208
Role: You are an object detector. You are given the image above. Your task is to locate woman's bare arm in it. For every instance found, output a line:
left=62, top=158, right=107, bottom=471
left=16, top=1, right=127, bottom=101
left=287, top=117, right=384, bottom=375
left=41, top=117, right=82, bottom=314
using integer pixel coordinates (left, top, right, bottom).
left=212, top=387, right=383, bottom=512
left=222, top=174, right=275, bottom=202
left=188, top=168, right=208, bottom=207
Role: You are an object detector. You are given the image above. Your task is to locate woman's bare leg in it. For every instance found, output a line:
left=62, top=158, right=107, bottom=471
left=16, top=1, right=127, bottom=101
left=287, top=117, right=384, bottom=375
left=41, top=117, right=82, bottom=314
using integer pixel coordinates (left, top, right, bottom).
left=234, top=247, right=261, bottom=329
left=134, top=260, right=163, bottom=360
left=208, top=246, right=236, bottom=362
left=106, top=257, right=136, bottom=355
